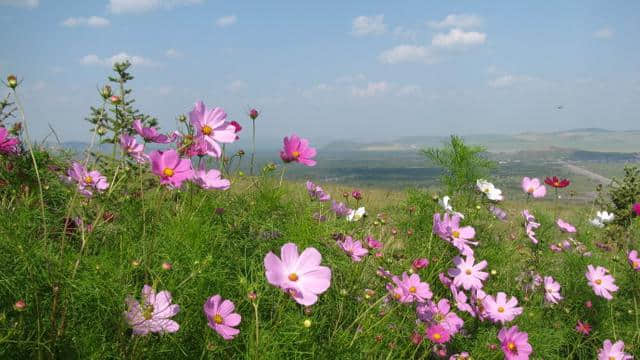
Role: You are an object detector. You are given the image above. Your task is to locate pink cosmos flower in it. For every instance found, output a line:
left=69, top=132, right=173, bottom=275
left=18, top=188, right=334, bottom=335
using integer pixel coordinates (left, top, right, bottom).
left=189, top=101, right=237, bottom=158
left=66, top=161, right=109, bottom=197
left=264, top=243, right=331, bottom=306
left=543, top=276, right=563, bottom=304
left=280, top=133, right=316, bottom=166
left=484, top=292, right=522, bottom=324
left=416, top=298, right=464, bottom=335
left=575, top=320, right=591, bottom=335
left=132, top=119, right=171, bottom=143
left=120, top=134, right=149, bottom=163
left=366, top=235, right=383, bottom=250
left=192, top=163, right=230, bottom=190
left=556, top=218, right=576, bottom=233
left=522, top=210, right=540, bottom=244
left=628, top=250, right=640, bottom=271
left=337, top=236, right=369, bottom=262
left=331, top=200, right=351, bottom=217
left=391, top=272, right=433, bottom=303
left=585, top=265, right=618, bottom=300
left=521, top=177, right=546, bottom=198
left=433, top=213, right=477, bottom=256
left=489, top=205, right=508, bottom=221
left=498, top=325, right=533, bottom=360
left=412, top=258, right=429, bottom=270
left=124, top=285, right=180, bottom=335
left=633, top=203, right=640, bottom=217
left=598, top=339, right=633, bottom=360
left=149, top=150, right=193, bottom=188
left=450, top=285, right=474, bottom=316
left=306, top=181, right=330, bottom=202
left=426, top=324, right=450, bottom=344
left=0, top=127, right=20, bottom=154
left=439, top=273, right=453, bottom=287
left=203, top=295, right=241, bottom=340
left=448, top=255, right=488, bottom=290
left=229, top=120, right=242, bottom=140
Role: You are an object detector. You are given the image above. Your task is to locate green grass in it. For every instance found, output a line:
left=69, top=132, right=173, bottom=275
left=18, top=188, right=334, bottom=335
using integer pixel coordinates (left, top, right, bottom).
left=1, top=158, right=639, bottom=359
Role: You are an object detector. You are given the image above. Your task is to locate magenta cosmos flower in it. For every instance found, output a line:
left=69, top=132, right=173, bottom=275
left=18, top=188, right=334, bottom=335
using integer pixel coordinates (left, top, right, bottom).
left=543, top=276, right=563, bottom=304
left=586, top=265, right=618, bottom=300
left=264, top=243, right=331, bottom=306
left=556, top=219, right=576, bottom=233
left=433, top=213, right=477, bottom=256
left=0, top=127, right=20, bottom=154
left=498, top=325, right=533, bottom=360
left=66, top=161, right=109, bottom=197
left=390, top=272, right=433, bottom=303
left=203, top=295, right=241, bottom=340
left=337, top=236, right=368, bottom=262
left=484, top=292, right=522, bottom=324
left=306, top=181, right=330, bottom=202
left=189, top=101, right=237, bottom=158
left=628, top=250, right=640, bottom=271
left=192, top=163, right=230, bottom=190
left=426, top=324, right=451, bottom=344
left=366, top=235, right=383, bottom=250
left=280, top=134, right=316, bottom=166
left=412, top=258, right=429, bottom=270
left=132, top=119, right=171, bottom=143
left=448, top=255, right=488, bottom=290
left=521, top=177, right=546, bottom=198
left=120, top=134, right=149, bottom=163
left=416, top=298, right=464, bottom=335
left=598, top=339, right=633, bottom=360
left=124, top=285, right=180, bottom=335
left=150, top=149, right=193, bottom=188
left=633, top=203, right=640, bottom=217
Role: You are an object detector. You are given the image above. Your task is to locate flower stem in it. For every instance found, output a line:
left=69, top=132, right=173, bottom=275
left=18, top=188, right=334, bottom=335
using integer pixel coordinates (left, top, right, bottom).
left=250, top=119, right=256, bottom=176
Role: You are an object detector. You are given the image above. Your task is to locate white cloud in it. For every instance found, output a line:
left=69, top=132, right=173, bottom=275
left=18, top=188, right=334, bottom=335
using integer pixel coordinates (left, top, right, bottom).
left=488, top=74, right=534, bottom=88
left=379, top=45, right=437, bottom=64
left=396, top=85, right=421, bottom=97
left=165, top=48, right=182, bottom=58
left=351, top=15, right=387, bottom=37
left=108, top=0, right=202, bottom=14
left=80, top=53, right=156, bottom=67
left=0, top=0, right=38, bottom=8
left=216, top=15, right=237, bottom=27
left=393, top=26, right=417, bottom=41
left=594, top=27, right=614, bottom=39
left=351, top=81, right=388, bottom=97
left=428, top=14, right=483, bottom=29
left=62, top=16, right=110, bottom=28
left=227, top=80, right=247, bottom=93
left=432, top=28, right=486, bottom=48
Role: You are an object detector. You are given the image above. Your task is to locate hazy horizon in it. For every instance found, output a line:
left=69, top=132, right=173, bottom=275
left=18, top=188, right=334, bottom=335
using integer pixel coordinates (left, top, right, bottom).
left=1, top=0, right=639, bottom=144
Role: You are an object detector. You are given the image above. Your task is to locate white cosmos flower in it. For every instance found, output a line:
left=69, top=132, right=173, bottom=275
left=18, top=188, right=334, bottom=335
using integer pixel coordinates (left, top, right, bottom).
left=476, top=179, right=503, bottom=201
left=439, top=195, right=465, bottom=219
left=591, top=211, right=614, bottom=228
left=347, top=207, right=366, bottom=222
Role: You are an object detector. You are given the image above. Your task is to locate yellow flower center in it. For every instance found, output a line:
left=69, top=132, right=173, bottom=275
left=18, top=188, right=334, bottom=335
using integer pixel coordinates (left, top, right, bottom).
left=202, top=125, right=213, bottom=135
left=633, top=261, right=639, bottom=268
left=465, top=269, right=472, bottom=275
left=507, top=342, right=516, bottom=351
left=163, top=168, right=174, bottom=177
left=288, top=273, right=299, bottom=281
left=595, top=279, right=602, bottom=285
left=528, top=187, right=534, bottom=193
left=409, top=286, right=416, bottom=293
left=452, top=231, right=460, bottom=238
left=84, top=176, right=93, bottom=184
left=498, top=306, right=505, bottom=313
left=213, top=314, right=223, bottom=324
left=142, top=305, right=154, bottom=320
left=292, top=151, right=300, bottom=158
left=433, top=333, right=441, bottom=340
left=394, top=293, right=401, bottom=300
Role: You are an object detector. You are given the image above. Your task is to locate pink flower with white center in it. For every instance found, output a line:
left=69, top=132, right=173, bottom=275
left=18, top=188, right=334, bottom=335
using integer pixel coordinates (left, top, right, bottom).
left=366, top=235, right=383, bottom=250
left=391, top=272, right=433, bottom=303
left=521, top=177, right=546, bottom=198
left=498, top=325, right=533, bottom=360
left=425, top=324, right=450, bottom=344
left=448, top=255, right=488, bottom=290
left=597, top=339, right=633, bottom=360
left=203, top=295, right=241, bottom=340
left=628, top=250, right=640, bottom=271
left=585, top=265, right=618, bottom=300
left=416, top=299, right=464, bottom=335
left=556, top=218, right=576, bottom=233
left=543, top=276, right=563, bottom=304
left=132, top=119, right=171, bottom=143
left=484, top=292, right=522, bottom=324
left=433, top=213, right=477, bottom=256
left=337, top=236, right=369, bottom=262
left=65, top=161, right=109, bottom=197
left=264, top=243, right=331, bottom=306
left=124, top=285, right=180, bottom=335
left=119, top=134, right=149, bottom=163
left=149, top=150, right=193, bottom=188
left=189, top=101, right=237, bottom=158
left=280, top=133, right=317, bottom=166
left=192, top=163, right=230, bottom=190
left=522, top=210, right=540, bottom=244
left=0, top=127, right=20, bottom=154
left=305, top=181, right=330, bottom=202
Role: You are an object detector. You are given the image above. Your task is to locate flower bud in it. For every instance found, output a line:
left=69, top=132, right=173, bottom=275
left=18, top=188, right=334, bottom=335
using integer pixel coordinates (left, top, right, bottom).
left=177, top=114, right=187, bottom=123
left=6, top=75, right=17, bottom=89
left=162, top=262, right=172, bottom=271
left=410, top=332, right=423, bottom=345
left=14, top=299, right=26, bottom=311
left=303, top=319, right=312, bottom=328
left=248, top=291, right=257, bottom=301
left=97, top=126, right=107, bottom=136
left=236, top=149, right=245, bottom=156
left=249, top=108, right=259, bottom=120
left=109, top=95, right=121, bottom=105
left=100, top=85, right=112, bottom=99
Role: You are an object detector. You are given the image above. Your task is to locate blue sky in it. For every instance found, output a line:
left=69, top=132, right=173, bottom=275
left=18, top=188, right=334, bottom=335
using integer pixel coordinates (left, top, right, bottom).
left=1, top=0, right=639, bottom=145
